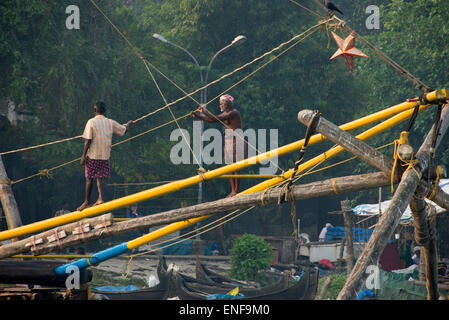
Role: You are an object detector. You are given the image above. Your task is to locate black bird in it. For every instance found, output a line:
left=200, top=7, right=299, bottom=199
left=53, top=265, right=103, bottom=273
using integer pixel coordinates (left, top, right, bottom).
left=324, top=0, right=344, bottom=16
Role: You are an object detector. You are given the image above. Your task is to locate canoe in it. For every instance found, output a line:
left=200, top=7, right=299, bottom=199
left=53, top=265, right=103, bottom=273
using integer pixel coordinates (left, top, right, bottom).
left=195, top=256, right=254, bottom=288
left=167, top=268, right=315, bottom=300
left=91, top=255, right=169, bottom=300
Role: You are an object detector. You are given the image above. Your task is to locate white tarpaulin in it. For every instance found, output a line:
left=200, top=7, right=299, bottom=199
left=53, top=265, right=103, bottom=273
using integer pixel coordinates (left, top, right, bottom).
left=352, top=179, right=449, bottom=224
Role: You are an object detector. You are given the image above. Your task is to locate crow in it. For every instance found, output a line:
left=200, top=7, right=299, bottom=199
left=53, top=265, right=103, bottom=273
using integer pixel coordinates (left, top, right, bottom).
left=324, top=0, right=344, bottom=16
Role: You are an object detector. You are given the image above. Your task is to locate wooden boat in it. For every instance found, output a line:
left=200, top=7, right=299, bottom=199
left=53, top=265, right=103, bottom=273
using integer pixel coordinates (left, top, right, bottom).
left=167, top=267, right=316, bottom=300
left=91, top=255, right=170, bottom=300
left=195, top=256, right=254, bottom=288
left=184, top=271, right=287, bottom=297
left=0, top=260, right=92, bottom=288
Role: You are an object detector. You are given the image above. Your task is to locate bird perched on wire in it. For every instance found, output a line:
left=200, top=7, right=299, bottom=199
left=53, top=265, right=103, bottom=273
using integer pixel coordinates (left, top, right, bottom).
left=324, top=0, right=344, bottom=16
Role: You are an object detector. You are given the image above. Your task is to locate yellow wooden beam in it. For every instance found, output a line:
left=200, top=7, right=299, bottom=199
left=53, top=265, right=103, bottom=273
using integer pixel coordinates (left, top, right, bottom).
left=12, top=254, right=91, bottom=259
left=126, top=102, right=435, bottom=250
left=0, top=90, right=444, bottom=242
left=218, top=174, right=282, bottom=179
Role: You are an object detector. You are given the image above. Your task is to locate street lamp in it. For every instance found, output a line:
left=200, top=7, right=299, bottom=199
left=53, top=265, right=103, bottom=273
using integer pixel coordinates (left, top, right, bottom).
left=152, top=33, right=246, bottom=205
left=153, top=33, right=204, bottom=103
left=203, top=35, right=246, bottom=105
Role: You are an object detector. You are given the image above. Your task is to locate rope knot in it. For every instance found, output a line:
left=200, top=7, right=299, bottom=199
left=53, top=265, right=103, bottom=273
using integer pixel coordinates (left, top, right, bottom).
left=197, top=167, right=207, bottom=182
left=38, top=169, right=52, bottom=179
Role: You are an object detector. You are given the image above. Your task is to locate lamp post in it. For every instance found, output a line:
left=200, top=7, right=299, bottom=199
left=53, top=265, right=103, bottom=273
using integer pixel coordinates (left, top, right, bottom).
left=152, top=34, right=246, bottom=205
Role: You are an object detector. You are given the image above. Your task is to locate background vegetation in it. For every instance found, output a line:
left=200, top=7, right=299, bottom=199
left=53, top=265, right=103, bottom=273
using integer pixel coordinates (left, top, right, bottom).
left=1, top=0, right=448, bottom=243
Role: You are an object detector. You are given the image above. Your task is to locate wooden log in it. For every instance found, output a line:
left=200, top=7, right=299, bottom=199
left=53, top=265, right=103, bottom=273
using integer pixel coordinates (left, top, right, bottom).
left=337, top=104, right=449, bottom=300
left=0, top=213, right=113, bottom=259
left=0, top=156, right=22, bottom=231
left=0, top=171, right=393, bottom=259
left=341, top=199, right=355, bottom=275
left=298, top=109, right=449, bottom=211
left=297, top=110, right=394, bottom=175
left=2, top=166, right=449, bottom=260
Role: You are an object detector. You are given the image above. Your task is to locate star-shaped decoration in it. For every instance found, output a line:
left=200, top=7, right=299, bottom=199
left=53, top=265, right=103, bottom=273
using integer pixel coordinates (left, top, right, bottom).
left=329, top=32, right=368, bottom=72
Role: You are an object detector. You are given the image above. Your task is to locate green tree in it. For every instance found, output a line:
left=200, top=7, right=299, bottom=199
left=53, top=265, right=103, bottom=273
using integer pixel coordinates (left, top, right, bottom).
left=229, top=233, right=274, bottom=281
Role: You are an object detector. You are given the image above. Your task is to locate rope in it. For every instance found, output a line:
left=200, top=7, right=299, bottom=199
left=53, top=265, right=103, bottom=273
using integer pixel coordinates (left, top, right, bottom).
left=331, top=178, right=339, bottom=194
left=7, top=18, right=329, bottom=185
left=9, top=112, right=191, bottom=185
left=199, top=23, right=325, bottom=174
left=0, top=135, right=82, bottom=157
left=427, top=165, right=442, bottom=201
left=391, top=131, right=420, bottom=192
left=287, top=0, right=432, bottom=91
left=0, top=16, right=332, bottom=158
left=124, top=206, right=255, bottom=277
left=285, top=110, right=322, bottom=192
left=272, top=109, right=321, bottom=236
left=90, top=0, right=201, bottom=168
left=287, top=0, right=325, bottom=18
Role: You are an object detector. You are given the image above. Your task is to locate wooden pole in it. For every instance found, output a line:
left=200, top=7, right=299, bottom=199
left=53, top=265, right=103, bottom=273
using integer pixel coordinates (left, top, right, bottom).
left=341, top=199, right=355, bottom=275
left=0, top=156, right=22, bottom=234
left=315, top=276, right=333, bottom=300
left=409, top=190, right=439, bottom=300
left=337, top=104, right=449, bottom=300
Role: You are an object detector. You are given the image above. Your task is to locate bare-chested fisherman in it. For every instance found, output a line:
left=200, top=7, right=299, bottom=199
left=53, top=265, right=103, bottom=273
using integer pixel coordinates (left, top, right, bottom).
left=191, top=94, right=243, bottom=197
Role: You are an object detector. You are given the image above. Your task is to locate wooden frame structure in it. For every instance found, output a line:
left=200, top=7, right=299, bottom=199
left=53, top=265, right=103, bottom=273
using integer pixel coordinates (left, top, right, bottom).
left=0, top=90, right=448, bottom=300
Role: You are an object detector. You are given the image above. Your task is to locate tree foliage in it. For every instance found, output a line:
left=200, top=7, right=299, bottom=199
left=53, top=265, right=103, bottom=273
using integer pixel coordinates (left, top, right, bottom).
left=229, top=233, right=274, bottom=281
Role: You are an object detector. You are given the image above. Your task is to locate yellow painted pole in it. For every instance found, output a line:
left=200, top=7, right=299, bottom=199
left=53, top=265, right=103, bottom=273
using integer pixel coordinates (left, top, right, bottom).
left=242, top=103, right=432, bottom=194
left=12, top=254, right=91, bottom=259
left=127, top=103, right=433, bottom=250
left=0, top=90, right=444, bottom=242
left=218, top=174, right=282, bottom=179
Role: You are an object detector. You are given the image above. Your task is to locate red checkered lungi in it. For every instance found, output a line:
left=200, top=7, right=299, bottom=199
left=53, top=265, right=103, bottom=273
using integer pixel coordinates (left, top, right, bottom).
left=85, top=157, right=110, bottom=179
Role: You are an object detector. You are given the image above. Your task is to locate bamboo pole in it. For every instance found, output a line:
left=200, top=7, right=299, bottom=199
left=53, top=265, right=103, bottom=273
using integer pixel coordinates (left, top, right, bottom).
left=0, top=94, right=437, bottom=242
left=337, top=104, right=449, bottom=300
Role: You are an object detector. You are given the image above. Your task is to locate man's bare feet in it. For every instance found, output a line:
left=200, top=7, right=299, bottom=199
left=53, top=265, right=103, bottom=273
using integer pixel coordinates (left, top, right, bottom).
left=226, top=192, right=237, bottom=198
left=93, top=199, right=104, bottom=206
left=77, top=202, right=91, bottom=211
